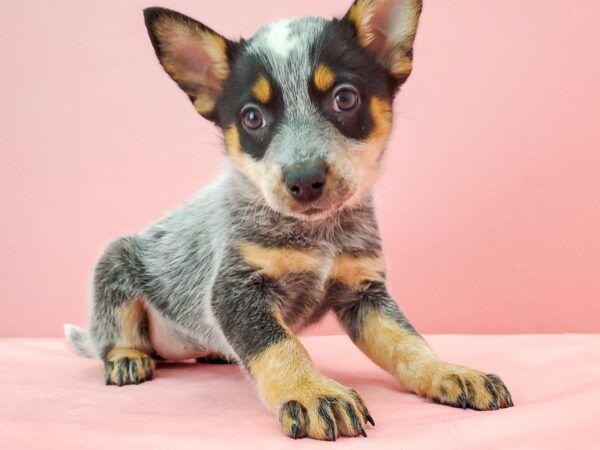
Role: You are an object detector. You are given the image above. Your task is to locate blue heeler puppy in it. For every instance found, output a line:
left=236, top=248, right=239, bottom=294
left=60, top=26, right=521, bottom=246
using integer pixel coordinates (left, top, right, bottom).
left=65, top=0, right=513, bottom=441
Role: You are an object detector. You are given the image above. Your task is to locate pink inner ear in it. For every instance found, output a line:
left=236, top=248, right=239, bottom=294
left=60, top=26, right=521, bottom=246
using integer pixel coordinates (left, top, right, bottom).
left=364, top=0, right=395, bottom=56
left=170, top=42, right=221, bottom=92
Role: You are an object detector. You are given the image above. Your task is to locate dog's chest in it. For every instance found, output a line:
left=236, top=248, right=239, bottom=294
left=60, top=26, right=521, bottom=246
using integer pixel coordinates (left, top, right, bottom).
left=274, top=254, right=336, bottom=330
left=237, top=241, right=385, bottom=330
left=237, top=241, right=335, bottom=321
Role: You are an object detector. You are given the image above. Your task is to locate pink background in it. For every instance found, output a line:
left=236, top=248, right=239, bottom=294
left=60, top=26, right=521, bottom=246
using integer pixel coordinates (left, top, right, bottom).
left=1, top=0, right=599, bottom=337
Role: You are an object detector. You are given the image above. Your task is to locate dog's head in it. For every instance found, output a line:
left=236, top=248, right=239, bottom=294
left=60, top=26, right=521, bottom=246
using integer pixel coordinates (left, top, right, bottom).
left=144, top=0, right=422, bottom=220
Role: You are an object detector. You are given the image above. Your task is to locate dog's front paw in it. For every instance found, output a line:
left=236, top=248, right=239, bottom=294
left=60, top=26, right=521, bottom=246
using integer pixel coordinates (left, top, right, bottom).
left=277, top=378, right=373, bottom=441
left=424, top=362, right=513, bottom=410
left=104, top=348, right=155, bottom=386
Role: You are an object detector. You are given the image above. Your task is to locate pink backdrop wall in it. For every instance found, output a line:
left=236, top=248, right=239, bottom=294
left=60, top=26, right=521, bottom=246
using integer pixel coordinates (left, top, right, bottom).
left=1, top=0, right=599, bottom=337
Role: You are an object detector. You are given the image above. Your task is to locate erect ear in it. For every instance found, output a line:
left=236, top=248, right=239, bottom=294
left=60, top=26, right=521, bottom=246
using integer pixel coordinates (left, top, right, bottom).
left=143, top=7, right=236, bottom=119
left=345, top=0, right=422, bottom=82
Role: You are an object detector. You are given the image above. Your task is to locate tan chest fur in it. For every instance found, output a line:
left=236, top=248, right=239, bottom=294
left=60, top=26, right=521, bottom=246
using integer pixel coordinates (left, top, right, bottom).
left=237, top=241, right=385, bottom=289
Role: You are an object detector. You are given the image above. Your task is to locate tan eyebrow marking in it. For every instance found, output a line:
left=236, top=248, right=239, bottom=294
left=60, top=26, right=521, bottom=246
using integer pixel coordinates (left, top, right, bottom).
left=313, top=64, right=335, bottom=92
left=253, top=75, right=272, bottom=103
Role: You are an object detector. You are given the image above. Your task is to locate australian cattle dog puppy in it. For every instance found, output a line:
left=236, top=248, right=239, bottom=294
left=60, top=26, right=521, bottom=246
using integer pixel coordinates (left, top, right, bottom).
left=66, top=0, right=513, bottom=441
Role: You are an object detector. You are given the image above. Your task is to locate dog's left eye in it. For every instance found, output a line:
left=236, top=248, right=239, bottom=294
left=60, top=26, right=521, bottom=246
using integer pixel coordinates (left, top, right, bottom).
left=332, top=85, right=359, bottom=112
left=241, top=105, right=266, bottom=130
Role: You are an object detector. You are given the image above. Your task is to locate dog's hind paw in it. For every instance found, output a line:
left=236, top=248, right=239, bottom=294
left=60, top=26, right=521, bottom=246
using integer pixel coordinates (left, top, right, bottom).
left=104, top=348, right=155, bottom=386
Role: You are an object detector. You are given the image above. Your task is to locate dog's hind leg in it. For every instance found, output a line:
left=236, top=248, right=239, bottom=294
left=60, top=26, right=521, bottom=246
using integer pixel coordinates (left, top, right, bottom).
left=91, top=236, right=155, bottom=386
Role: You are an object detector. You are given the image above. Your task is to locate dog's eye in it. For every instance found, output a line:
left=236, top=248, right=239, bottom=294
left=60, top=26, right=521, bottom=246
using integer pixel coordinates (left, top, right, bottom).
left=332, top=85, right=359, bottom=112
left=241, top=106, right=266, bottom=130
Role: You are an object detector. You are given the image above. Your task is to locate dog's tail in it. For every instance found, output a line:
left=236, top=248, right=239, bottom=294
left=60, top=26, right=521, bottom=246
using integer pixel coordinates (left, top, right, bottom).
left=64, top=324, right=97, bottom=358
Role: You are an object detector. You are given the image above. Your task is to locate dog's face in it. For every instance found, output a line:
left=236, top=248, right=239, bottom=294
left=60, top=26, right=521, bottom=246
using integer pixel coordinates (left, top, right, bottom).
left=145, top=0, right=422, bottom=220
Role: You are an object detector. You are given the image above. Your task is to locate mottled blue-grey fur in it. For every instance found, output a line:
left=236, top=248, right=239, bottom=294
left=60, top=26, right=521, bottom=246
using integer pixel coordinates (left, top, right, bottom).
left=65, top=1, right=514, bottom=442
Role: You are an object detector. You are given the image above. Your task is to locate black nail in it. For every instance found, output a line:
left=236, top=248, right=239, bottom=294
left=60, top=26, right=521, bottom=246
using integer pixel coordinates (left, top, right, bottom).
left=507, top=393, right=514, bottom=407
left=117, top=365, right=125, bottom=386
left=143, top=359, right=153, bottom=380
left=326, top=425, right=336, bottom=441
left=485, top=380, right=500, bottom=410
left=129, top=361, right=139, bottom=383
left=104, top=364, right=112, bottom=385
left=290, top=424, right=299, bottom=439
left=458, top=393, right=468, bottom=409
left=366, top=413, right=375, bottom=426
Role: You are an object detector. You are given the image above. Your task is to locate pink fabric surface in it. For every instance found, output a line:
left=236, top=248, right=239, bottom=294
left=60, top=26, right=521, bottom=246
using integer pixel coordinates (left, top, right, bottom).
left=1, top=334, right=599, bottom=449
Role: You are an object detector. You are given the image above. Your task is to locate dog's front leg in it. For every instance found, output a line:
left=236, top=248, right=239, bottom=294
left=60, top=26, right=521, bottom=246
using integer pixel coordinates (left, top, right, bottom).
left=212, top=274, right=373, bottom=440
left=333, top=281, right=513, bottom=410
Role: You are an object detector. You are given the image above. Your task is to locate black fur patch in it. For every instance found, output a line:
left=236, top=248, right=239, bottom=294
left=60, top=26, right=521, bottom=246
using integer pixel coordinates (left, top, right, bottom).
left=211, top=16, right=404, bottom=158
left=308, top=19, right=398, bottom=141
left=331, top=281, right=419, bottom=342
left=211, top=253, right=289, bottom=364
left=214, top=44, right=284, bottom=160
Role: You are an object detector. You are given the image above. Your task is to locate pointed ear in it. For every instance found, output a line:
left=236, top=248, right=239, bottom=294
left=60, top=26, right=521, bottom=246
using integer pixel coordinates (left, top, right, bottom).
left=143, top=7, right=236, bottom=119
left=345, top=0, right=422, bottom=82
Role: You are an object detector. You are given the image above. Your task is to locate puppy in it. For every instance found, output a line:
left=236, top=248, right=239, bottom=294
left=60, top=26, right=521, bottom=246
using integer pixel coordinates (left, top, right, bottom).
left=65, top=0, right=513, bottom=441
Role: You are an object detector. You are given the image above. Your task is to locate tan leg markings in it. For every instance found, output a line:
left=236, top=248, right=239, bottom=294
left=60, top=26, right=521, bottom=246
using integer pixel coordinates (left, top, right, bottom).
left=248, top=311, right=373, bottom=440
left=357, top=311, right=513, bottom=410
left=104, top=299, right=154, bottom=386
left=116, top=298, right=152, bottom=353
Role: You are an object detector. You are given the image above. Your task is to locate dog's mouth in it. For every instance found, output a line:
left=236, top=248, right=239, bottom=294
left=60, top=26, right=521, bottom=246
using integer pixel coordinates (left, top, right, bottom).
left=285, top=187, right=356, bottom=221
left=291, top=200, right=346, bottom=221
left=294, top=208, right=333, bottom=221
left=302, top=207, right=325, bottom=216
left=266, top=176, right=356, bottom=221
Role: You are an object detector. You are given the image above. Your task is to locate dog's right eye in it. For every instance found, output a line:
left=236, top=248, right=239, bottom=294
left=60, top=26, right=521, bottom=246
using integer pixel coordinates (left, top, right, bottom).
left=241, top=106, right=266, bottom=131
left=332, top=85, right=360, bottom=112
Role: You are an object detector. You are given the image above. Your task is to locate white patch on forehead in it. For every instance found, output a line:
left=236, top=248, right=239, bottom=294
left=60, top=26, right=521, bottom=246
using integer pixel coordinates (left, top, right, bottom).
left=247, top=17, right=328, bottom=121
left=262, top=19, right=298, bottom=58
left=248, top=17, right=326, bottom=60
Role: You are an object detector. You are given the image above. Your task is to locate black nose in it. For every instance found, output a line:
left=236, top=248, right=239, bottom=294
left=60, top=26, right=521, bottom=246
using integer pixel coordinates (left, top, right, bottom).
left=283, top=162, right=328, bottom=203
